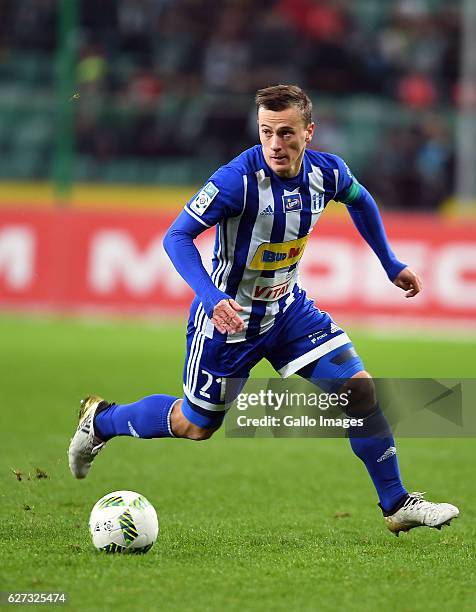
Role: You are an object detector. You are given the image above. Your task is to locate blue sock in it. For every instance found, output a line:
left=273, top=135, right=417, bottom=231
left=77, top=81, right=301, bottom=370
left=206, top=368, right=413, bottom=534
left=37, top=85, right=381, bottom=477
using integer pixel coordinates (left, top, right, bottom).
left=94, top=395, right=178, bottom=441
left=349, top=404, right=407, bottom=512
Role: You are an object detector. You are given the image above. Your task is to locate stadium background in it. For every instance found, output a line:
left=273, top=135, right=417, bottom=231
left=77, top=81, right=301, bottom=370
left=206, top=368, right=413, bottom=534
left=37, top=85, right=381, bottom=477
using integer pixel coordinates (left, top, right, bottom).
left=1, top=1, right=475, bottom=611
left=0, top=0, right=475, bottom=325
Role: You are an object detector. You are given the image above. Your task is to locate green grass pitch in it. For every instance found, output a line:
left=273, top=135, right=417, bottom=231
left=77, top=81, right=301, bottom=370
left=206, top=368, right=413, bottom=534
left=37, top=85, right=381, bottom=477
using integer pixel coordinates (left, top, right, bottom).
left=1, top=315, right=475, bottom=611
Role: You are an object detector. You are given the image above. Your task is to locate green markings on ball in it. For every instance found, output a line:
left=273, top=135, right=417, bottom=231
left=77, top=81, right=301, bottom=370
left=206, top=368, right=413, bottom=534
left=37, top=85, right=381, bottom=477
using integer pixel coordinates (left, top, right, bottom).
left=97, top=495, right=126, bottom=509
left=130, top=495, right=149, bottom=510
left=118, top=508, right=139, bottom=545
left=101, top=542, right=126, bottom=553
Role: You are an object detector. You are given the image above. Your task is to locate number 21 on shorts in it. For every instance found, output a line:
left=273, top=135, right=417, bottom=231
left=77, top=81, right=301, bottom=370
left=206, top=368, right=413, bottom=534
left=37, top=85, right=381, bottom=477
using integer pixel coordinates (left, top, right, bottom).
left=198, top=369, right=225, bottom=402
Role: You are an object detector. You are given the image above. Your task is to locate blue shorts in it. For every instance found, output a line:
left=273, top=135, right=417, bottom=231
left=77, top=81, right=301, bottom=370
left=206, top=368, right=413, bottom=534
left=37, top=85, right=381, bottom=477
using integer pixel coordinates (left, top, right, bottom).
left=182, top=293, right=364, bottom=427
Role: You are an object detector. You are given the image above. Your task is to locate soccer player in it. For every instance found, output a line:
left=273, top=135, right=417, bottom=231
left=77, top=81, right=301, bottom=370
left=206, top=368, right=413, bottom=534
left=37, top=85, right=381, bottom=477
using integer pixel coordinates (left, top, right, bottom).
left=69, top=85, right=459, bottom=536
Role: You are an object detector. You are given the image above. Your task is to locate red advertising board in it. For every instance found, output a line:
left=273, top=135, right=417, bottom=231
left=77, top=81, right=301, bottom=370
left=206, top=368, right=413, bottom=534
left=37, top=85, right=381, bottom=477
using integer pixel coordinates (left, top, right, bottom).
left=1, top=208, right=475, bottom=327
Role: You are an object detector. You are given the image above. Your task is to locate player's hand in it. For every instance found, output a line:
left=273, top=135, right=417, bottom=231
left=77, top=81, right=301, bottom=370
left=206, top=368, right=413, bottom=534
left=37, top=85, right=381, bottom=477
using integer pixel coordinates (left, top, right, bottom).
left=211, top=299, right=244, bottom=335
left=393, top=267, right=422, bottom=298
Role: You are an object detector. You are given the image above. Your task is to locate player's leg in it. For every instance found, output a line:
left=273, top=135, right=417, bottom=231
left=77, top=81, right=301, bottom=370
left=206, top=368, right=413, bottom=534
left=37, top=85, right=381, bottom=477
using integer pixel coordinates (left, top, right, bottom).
left=68, top=393, right=224, bottom=478
left=91, top=372, right=249, bottom=444
left=320, top=367, right=408, bottom=515
left=93, top=394, right=179, bottom=440
left=269, top=309, right=459, bottom=533
left=67, top=393, right=180, bottom=478
left=169, top=399, right=221, bottom=440
left=279, top=329, right=409, bottom=514
left=300, top=361, right=459, bottom=534
left=90, top=395, right=224, bottom=441
left=68, top=327, right=256, bottom=477
left=93, top=395, right=224, bottom=441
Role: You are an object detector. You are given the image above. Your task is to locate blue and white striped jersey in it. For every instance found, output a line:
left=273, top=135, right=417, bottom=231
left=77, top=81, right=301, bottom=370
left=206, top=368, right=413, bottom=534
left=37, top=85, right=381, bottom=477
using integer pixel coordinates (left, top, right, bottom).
left=184, top=145, right=356, bottom=343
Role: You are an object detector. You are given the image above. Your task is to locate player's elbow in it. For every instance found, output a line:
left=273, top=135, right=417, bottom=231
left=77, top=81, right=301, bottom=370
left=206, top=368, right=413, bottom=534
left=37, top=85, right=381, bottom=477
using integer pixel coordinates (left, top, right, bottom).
left=163, top=226, right=184, bottom=258
left=162, top=228, right=173, bottom=256
left=163, top=225, right=194, bottom=257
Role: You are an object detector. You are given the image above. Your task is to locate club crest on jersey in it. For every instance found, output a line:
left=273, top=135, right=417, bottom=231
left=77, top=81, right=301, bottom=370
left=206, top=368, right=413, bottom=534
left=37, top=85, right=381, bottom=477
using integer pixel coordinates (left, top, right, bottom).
left=311, top=192, right=325, bottom=213
left=282, top=193, right=302, bottom=212
left=190, top=181, right=219, bottom=216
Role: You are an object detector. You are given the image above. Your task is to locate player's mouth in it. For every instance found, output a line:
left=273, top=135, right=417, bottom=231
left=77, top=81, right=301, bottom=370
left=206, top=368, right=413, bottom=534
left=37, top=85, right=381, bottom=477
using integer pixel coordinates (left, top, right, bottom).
left=270, top=155, right=288, bottom=164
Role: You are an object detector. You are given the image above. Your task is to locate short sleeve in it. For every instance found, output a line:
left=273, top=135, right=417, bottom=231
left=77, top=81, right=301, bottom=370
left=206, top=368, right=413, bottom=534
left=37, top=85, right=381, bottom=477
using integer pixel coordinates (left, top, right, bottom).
left=184, top=164, right=245, bottom=228
left=331, top=154, right=361, bottom=204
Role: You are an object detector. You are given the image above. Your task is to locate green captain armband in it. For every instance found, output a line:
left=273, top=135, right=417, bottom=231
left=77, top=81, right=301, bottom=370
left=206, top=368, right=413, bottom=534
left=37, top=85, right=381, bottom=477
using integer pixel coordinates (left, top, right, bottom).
left=340, top=179, right=361, bottom=204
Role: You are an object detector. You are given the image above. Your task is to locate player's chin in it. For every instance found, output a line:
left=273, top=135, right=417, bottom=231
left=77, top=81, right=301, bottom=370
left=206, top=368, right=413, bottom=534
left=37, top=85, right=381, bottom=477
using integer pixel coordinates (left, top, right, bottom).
left=271, top=161, right=291, bottom=176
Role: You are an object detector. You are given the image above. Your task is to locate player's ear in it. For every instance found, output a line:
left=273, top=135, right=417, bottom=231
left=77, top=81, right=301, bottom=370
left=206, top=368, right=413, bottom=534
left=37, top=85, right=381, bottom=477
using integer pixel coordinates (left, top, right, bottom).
left=305, top=122, right=315, bottom=143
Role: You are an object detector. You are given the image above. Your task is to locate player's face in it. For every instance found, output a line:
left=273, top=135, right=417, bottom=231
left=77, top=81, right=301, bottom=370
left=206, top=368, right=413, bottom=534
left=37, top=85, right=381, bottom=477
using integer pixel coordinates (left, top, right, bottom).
left=258, top=106, right=314, bottom=178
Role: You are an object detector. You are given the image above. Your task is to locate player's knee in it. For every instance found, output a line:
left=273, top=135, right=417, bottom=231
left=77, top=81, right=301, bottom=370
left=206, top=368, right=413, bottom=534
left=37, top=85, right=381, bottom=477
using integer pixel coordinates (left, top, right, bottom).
left=339, top=371, right=376, bottom=418
left=186, top=424, right=217, bottom=441
left=170, top=401, right=220, bottom=440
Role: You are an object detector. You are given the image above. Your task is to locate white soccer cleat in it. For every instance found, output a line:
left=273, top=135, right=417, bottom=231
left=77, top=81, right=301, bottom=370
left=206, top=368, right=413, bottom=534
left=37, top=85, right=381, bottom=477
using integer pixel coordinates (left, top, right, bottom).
left=384, top=491, right=459, bottom=536
left=68, top=395, right=109, bottom=479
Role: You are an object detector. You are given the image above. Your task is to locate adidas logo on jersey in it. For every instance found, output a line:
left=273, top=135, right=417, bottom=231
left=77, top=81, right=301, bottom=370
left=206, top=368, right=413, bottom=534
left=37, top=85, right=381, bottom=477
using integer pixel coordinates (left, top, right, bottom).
left=260, top=204, right=274, bottom=215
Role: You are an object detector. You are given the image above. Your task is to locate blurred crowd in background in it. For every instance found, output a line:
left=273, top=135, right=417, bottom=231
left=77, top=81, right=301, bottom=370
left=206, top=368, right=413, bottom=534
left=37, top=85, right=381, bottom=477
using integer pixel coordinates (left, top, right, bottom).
left=0, top=0, right=462, bottom=209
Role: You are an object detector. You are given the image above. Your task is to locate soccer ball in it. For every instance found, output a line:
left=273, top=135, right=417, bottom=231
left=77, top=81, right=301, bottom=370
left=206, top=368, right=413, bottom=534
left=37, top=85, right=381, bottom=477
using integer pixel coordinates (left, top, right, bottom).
left=89, top=490, right=159, bottom=553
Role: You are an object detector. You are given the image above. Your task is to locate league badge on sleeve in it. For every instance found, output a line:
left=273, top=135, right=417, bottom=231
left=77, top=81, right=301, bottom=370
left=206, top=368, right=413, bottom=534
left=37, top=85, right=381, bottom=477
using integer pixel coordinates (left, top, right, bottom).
left=190, top=181, right=219, bottom=216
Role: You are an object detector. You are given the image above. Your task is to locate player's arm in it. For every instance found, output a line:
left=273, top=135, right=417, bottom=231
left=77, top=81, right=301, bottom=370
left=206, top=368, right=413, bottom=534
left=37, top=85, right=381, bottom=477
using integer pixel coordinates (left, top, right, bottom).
left=163, top=211, right=243, bottom=334
left=163, top=170, right=246, bottom=334
left=334, top=157, right=422, bottom=297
